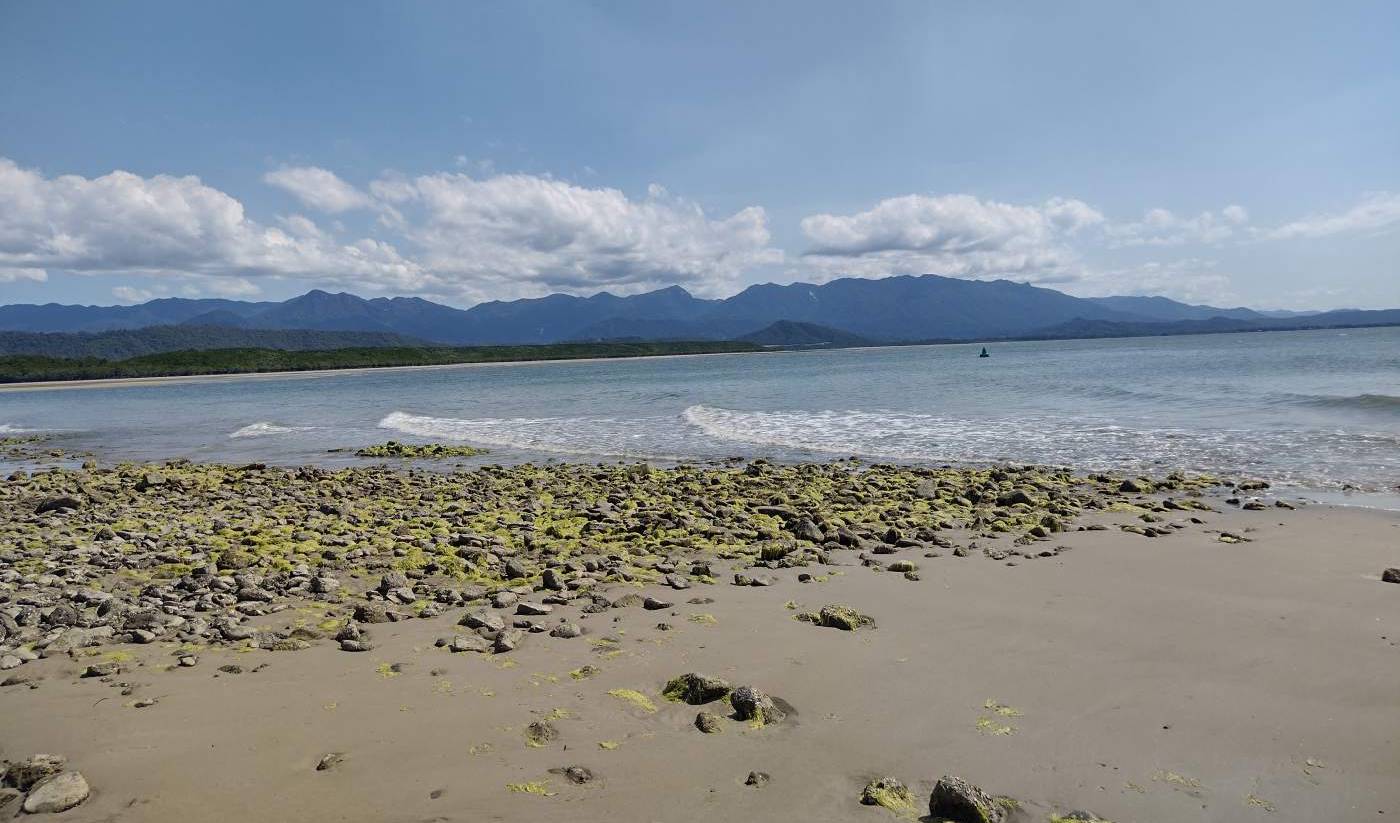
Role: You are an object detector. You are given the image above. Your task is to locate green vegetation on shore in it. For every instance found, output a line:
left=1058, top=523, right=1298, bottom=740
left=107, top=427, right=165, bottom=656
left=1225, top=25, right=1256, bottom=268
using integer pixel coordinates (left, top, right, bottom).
left=354, top=441, right=488, bottom=459
left=0, top=340, right=764, bottom=384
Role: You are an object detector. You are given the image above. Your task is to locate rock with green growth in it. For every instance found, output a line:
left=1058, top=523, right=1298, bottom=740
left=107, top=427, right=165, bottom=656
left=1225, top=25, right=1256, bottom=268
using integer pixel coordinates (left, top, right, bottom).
left=729, top=685, right=785, bottom=726
left=862, top=776, right=917, bottom=815
left=662, top=672, right=731, bottom=705
left=355, top=441, right=487, bottom=459
left=694, top=711, right=724, bottom=734
left=928, top=775, right=1007, bottom=823
left=813, top=604, right=873, bottom=631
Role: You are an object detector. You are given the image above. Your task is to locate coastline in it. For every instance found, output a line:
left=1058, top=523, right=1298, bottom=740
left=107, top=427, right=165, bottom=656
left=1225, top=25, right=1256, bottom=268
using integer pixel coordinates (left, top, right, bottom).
left=2, top=457, right=1397, bottom=821
left=0, top=348, right=781, bottom=393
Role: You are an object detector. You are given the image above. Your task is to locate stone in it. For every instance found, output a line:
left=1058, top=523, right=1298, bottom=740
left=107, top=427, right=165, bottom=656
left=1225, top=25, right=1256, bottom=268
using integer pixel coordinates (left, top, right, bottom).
left=516, top=602, right=553, bottom=616
left=316, top=752, right=345, bottom=771
left=178, top=655, right=198, bottom=667
left=542, top=568, right=565, bottom=591
left=504, top=559, right=527, bottom=579
left=1118, top=479, right=1144, bottom=493
left=642, top=596, right=673, bottom=611
left=562, top=766, right=593, bottom=785
left=352, top=603, right=390, bottom=624
left=695, top=711, right=724, bottom=734
left=22, top=771, right=90, bottom=814
left=0, top=655, right=21, bottom=670
left=4, top=754, right=66, bottom=791
left=1382, top=568, right=1400, bottom=584
left=549, top=622, right=583, bottom=639
left=815, top=604, right=872, bottom=631
left=459, top=610, right=506, bottom=633
left=449, top=635, right=490, bottom=653
left=928, top=775, right=1006, bottom=823
left=339, top=639, right=373, bottom=652
left=34, top=496, right=83, bottom=514
left=493, top=628, right=525, bottom=653
left=81, top=662, right=121, bottom=678
left=730, top=685, right=784, bottom=725
left=745, top=771, right=771, bottom=787
left=663, top=672, right=731, bottom=705
left=862, top=776, right=915, bottom=811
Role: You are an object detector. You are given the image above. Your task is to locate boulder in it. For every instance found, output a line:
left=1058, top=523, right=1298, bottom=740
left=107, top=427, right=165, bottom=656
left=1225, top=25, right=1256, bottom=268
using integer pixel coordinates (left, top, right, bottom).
left=663, top=672, right=731, bottom=705
left=928, top=775, right=1006, bottom=823
left=22, top=771, right=90, bottom=814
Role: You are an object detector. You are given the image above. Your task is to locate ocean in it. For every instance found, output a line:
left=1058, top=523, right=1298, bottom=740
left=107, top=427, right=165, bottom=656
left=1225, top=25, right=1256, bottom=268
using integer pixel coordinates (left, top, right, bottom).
left=3, top=326, right=1398, bottom=507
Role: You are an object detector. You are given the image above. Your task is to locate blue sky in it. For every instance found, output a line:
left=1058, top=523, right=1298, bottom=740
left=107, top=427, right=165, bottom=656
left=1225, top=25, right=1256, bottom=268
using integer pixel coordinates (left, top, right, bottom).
left=1, top=0, right=1397, bottom=309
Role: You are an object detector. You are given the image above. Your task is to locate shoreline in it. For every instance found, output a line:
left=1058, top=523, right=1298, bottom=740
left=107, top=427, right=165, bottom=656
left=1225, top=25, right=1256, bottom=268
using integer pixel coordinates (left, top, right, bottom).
left=0, top=348, right=782, bottom=393
left=3, top=458, right=1398, bottom=820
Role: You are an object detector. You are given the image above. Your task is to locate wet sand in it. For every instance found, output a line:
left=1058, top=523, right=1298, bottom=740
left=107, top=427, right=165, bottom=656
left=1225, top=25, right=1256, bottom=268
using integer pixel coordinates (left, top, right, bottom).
left=5, top=497, right=1397, bottom=822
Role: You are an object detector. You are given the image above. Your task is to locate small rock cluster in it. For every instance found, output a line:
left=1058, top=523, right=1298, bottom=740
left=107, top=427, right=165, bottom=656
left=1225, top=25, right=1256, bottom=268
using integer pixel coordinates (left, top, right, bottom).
left=1, top=754, right=90, bottom=815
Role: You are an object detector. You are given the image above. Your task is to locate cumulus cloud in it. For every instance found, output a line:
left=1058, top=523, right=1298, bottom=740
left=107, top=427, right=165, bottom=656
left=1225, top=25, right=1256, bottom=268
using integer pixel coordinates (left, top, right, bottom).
left=0, top=157, right=424, bottom=291
left=0, top=266, right=47, bottom=283
left=375, top=173, right=782, bottom=299
left=1269, top=191, right=1400, bottom=239
left=1067, top=258, right=1240, bottom=305
left=1106, top=205, right=1249, bottom=247
left=262, top=166, right=373, bottom=213
left=799, top=194, right=1100, bottom=283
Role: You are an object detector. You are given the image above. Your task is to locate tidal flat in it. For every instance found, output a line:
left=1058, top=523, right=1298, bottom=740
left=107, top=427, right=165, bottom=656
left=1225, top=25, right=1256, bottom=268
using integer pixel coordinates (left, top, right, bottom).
left=1, top=454, right=1397, bottom=821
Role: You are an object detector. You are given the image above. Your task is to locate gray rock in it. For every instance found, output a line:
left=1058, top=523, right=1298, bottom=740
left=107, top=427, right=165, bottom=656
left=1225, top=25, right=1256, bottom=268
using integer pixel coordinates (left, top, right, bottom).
left=928, top=775, right=1006, bottom=823
left=549, top=622, right=583, bottom=639
left=504, top=559, right=527, bottom=579
left=642, top=596, right=673, bottom=611
left=316, top=752, right=345, bottom=771
left=493, top=628, right=525, bottom=653
left=4, top=754, right=66, bottom=791
left=1382, top=568, right=1400, bottom=584
left=516, top=602, right=553, bottom=616
left=694, top=711, right=724, bottom=734
left=745, top=770, right=771, bottom=787
left=449, top=635, right=490, bottom=653
left=730, top=685, right=784, bottom=725
left=34, top=496, right=83, bottom=514
left=22, top=771, right=90, bottom=814
left=459, top=610, right=505, bottom=633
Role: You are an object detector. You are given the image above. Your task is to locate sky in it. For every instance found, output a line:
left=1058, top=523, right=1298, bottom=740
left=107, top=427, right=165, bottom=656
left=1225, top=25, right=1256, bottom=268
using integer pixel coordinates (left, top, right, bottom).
left=0, top=0, right=1397, bottom=310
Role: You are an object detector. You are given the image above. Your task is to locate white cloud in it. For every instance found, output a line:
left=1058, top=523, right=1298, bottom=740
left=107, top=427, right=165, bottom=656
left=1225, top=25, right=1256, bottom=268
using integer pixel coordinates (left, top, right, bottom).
left=262, top=166, right=372, bottom=213
left=1269, top=191, right=1400, bottom=239
left=0, top=157, right=424, bottom=292
left=0, top=266, right=46, bottom=283
left=799, top=194, right=1100, bottom=284
left=377, top=172, right=782, bottom=299
left=1106, top=206, right=1247, bottom=247
left=112, top=285, right=158, bottom=303
left=1066, top=258, right=1240, bottom=305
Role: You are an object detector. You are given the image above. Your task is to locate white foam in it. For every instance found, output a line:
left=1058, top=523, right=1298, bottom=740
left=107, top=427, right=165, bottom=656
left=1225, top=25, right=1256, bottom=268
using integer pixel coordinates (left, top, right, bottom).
left=229, top=422, right=314, bottom=438
left=0, top=423, right=44, bottom=434
left=377, top=410, right=688, bottom=460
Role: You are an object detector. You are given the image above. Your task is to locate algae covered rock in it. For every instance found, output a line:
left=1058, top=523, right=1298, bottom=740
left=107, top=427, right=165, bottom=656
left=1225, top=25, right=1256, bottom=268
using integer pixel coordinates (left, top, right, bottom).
left=694, top=711, right=724, bottom=734
left=662, top=672, right=731, bottom=705
left=928, top=775, right=1007, bottom=823
left=814, top=604, right=873, bottom=631
left=730, top=685, right=785, bottom=726
left=861, top=776, right=917, bottom=814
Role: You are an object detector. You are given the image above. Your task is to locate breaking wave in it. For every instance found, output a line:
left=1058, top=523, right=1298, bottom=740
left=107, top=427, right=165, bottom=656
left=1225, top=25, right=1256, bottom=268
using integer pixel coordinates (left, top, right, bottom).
left=377, top=410, right=688, bottom=460
left=229, top=422, right=315, bottom=438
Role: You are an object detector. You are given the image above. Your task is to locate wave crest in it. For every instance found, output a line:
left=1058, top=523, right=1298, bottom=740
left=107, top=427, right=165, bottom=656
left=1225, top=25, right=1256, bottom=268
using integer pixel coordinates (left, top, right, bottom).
left=229, top=422, right=314, bottom=438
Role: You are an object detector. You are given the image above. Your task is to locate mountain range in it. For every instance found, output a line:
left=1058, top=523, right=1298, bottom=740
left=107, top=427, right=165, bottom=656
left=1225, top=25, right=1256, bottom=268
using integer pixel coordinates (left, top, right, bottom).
left=1, top=274, right=1395, bottom=350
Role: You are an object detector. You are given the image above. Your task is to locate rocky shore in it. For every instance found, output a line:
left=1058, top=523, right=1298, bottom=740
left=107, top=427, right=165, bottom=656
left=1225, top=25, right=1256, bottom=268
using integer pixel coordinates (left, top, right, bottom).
left=2, top=455, right=1396, bottom=821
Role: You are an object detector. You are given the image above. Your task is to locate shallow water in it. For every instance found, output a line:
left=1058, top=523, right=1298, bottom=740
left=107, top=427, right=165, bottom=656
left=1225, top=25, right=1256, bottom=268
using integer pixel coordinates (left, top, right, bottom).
left=3, top=327, right=1397, bottom=504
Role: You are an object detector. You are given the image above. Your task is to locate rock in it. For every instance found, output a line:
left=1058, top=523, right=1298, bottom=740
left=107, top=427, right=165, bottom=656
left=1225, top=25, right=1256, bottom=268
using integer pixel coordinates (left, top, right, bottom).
left=378, top=571, right=409, bottom=592
left=316, top=752, right=345, bottom=771
left=996, top=489, right=1035, bottom=506
left=516, top=602, right=553, bottom=616
left=695, top=711, right=724, bottom=734
left=664, top=573, right=691, bottom=590
left=1382, top=568, right=1400, bottom=584
left=4, top=754, right=66, bottom=791
left=352, top=603, right=390, bottom=624
left=339, top=639, right=373, bottom=652
left=642, top=596, right=673, bottom=611
left=504, top=558, right=527, bottom=579
left=81, top=662, right=121, bottom=678
left=525, top=720, right=559, bottom=747
left=178, top=655, right=198, bottom=667
left=663, top=672, right=731, bottom=705
left=310, top=575, right=340, bottom=593
left=449, top=635, right=490, bottom=653
left=790, top=518, right=824, bottom=542
left=218, top=664, right=243, bottom=674
left=730, top=685, right=784, bottom=725
left=22, top=771, right=90, bottom=814
left=40, top=625, right=113, bottom=657
left=745, top=770, right=771, bottom=787
left=561, top=766, right=593, bottom=785
left=491, top=591, right=519, bottom=608
left=928, top=775, right=1006, bottom=823
left=542, top=569, right=565, bottom=591
left=459, top=610, right=506, bottom=633
left=493, top=628, right=524, bottom=653
left=815, top=604, right=872, bottom=631
left=0, top=788, right=19, bottom=812
left=862, top=777, right=915, bottom=811
left=1117, top=479, right=1144, bottom=493
left=34, top=496, right=83, bottom=514
left=549, top=622, right=583, bottom=639
left=0, top=655, right=20, bottom=670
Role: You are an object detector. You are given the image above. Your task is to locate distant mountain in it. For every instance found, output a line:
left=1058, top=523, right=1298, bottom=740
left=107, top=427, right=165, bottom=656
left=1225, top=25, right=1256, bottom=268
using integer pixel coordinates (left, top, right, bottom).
left=739, top=320, right=876, bottom=348
left=0, top=326, right=425, bottom=360
left=2, top=276, right=1394, bottom=347
left=1028, top=308, right=1400, bottom=340
left=1084, top=295, right=1265, bottom=322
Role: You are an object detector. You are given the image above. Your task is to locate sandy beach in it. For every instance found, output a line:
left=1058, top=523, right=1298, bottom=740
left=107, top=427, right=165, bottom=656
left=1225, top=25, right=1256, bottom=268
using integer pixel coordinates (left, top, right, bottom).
left=2, top=458, right=1397, bottom=822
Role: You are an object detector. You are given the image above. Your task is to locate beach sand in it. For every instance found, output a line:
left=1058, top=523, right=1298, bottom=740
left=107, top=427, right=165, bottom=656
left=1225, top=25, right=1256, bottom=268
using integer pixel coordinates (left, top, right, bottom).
left=4, top=486, right=1397, bottom=822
